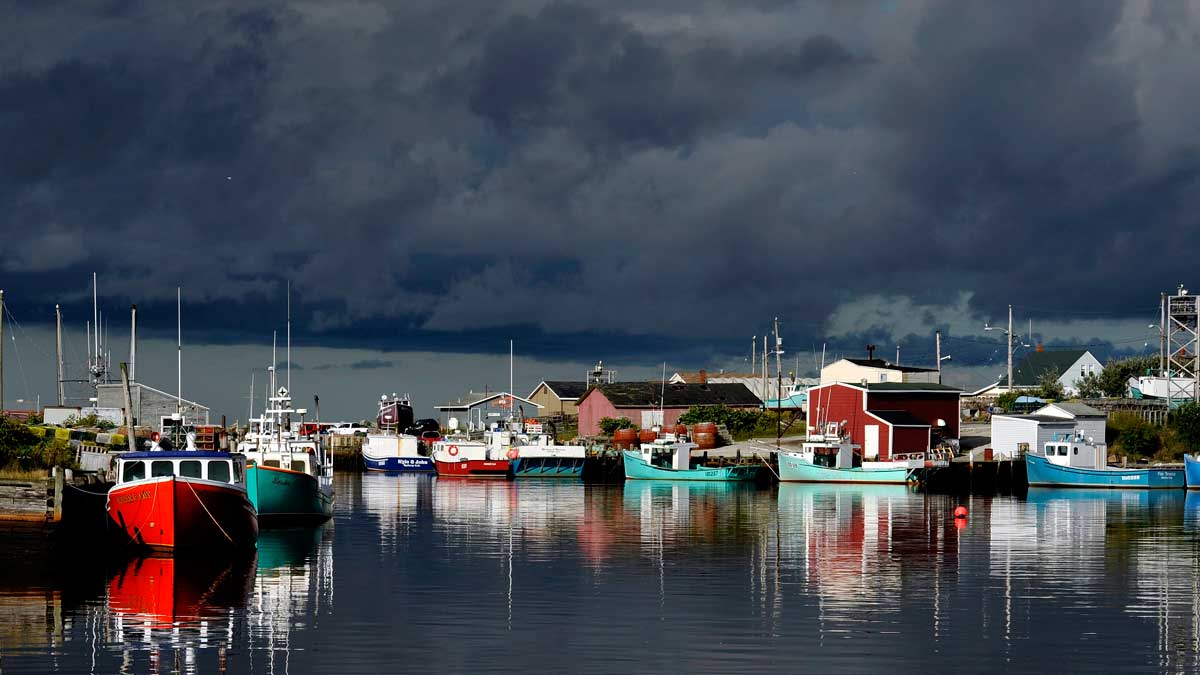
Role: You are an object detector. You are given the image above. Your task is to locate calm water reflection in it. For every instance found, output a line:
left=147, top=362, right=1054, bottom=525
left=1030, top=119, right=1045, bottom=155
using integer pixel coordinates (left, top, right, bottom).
left=3, top=475, right=1200, bottom=673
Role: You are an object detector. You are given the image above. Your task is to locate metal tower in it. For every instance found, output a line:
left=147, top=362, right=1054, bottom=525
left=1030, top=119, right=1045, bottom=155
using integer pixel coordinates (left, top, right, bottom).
left=1166, top=285, right=1199, bottom=404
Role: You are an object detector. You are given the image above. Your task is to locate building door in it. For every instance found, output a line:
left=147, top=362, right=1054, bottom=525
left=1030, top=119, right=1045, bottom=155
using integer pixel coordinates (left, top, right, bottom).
left=864, top=425, right=880, bottom=460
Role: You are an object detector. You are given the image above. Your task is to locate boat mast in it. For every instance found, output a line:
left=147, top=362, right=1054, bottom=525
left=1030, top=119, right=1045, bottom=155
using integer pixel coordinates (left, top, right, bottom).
left=0, top=289, right=4, bottom=413
left=249, top=372, right=255, bottom=426
left=509, top=339, right=514, bottom=422
left=129, top=304, right=137, bottom=383
left=176, top=287, right=182, bottom=415
left=287, top=280, right=292, bottom=395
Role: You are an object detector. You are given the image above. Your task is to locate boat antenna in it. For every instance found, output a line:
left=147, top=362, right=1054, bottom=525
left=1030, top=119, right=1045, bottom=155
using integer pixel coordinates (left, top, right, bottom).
left=176, top=286, right=182, bottom=414
left=249, top=372, right=255, bottom=424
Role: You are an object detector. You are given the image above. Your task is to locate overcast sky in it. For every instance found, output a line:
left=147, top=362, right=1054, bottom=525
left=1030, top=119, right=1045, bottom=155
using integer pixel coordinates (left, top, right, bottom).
left=2, top=1, right=1197, bottom=417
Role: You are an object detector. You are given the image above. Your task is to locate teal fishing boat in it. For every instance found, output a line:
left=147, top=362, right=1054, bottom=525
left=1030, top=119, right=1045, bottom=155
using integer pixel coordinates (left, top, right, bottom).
left=622, top=438, right=758, bottom=481
left=239, top=384, right=334, bottom=525
left=777, top=432, right=924, bottom=484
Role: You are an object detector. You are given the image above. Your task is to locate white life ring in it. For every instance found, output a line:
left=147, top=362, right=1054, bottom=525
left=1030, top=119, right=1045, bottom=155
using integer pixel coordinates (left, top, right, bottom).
left=448, top=444, right=459, bottom=457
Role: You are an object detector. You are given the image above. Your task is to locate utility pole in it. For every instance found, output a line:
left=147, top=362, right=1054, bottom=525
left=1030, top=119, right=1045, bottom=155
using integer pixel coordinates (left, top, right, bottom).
left=1007, top=304, right=1014, bottom=393
left=129, top=304, right=137, bottom=383
left=936, top=330, right=943, bottom=384
left=762, top=335, right=768, bottom=404
left=120, top=363, right=137, bottom=451
left=1161, top=292, right=1167, bottom=374
left=895, top=344, right=901, bottom=365
left=751, top=336, right=756, bottom=376
left=55, top=305, right=65, bottom=405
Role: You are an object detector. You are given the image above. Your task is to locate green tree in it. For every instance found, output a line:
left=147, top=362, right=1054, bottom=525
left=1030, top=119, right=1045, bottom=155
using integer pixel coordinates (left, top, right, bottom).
left=1107, top=412, right=1160, bottom=457
left=1098, top=355, right=1158, bottom=398
left=1075, top=372, right=1104, bottom=399
left=1168, top=402, right=1200, bottom=449
left=598, top=416, right=636, bottom=434
left=677, top=404, right=765, bottom=436
left=1036, top=370, right=1065, bottom=400
left=996, top=391, right=1020, bottom=413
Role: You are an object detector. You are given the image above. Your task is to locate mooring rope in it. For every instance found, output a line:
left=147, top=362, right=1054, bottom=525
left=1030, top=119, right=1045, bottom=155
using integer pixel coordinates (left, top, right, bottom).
left=753, top=452, right=781, bottom=481
left=183, top=478, right=234, bottom=543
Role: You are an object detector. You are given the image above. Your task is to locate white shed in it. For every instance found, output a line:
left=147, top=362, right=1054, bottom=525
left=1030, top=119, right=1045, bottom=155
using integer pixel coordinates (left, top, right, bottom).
left=989, top=402, right=1108, bottom=460
left=990, top=414, right=1075, bottom=459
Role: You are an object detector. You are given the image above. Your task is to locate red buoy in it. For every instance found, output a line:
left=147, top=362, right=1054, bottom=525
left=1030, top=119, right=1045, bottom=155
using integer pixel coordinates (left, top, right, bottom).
left=954, top=505, right=968, bottom=518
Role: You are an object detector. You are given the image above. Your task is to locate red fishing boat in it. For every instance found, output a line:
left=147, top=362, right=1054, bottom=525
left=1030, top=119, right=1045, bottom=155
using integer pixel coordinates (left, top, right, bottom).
left=431, top=441, right=511, bottom=478
left=107, top=451, right=259, bottom=551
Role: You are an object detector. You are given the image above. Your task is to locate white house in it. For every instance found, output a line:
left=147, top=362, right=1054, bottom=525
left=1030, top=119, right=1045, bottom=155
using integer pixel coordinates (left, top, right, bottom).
left=820, top=358, right=940, bottom=385
left=989, top=402, right=1107, bottom=459
left=979, top=349, right=1104, bottom=397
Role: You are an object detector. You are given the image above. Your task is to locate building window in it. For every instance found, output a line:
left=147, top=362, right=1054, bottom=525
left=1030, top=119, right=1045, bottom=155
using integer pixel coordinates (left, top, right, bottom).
left=1073, top=447, right=1078, bottom=455
left=292, top=460, right=307, bottom=474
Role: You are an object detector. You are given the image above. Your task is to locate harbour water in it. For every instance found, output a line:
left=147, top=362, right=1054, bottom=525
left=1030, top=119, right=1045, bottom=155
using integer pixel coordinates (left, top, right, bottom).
left=3, top=475, right=1200, bottom=673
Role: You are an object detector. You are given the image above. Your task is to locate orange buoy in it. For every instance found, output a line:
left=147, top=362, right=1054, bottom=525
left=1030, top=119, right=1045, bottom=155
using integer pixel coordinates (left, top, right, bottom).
left=506, top=447, right=519, bottom=460
left=954, top=505, right=968, bottom=518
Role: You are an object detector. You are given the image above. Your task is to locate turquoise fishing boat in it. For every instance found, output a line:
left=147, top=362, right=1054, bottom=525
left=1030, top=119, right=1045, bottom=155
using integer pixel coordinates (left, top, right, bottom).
left=622, top=439, right=758, bottom=482
left=778, top=450, right=913, bottom=483
left=777, top=433, right=925, bottom=484
left=1025, top=438, right=1184, bottom=489
left=239, top=385, right=334, bottom=525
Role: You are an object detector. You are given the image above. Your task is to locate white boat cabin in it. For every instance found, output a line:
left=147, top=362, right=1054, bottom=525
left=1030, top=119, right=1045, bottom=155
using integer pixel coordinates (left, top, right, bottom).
left=637, top=437, right=697, bottom=471
left=238, top=386, right=327, bottom=478
left=115, top=452, right=247, bottom=487
left=1039, top=433, right=1106, bottom=470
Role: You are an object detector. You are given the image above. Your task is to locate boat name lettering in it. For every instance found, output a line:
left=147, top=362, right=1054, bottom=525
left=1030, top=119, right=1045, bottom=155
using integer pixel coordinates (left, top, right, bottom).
left=271, top=476, right=294, bottom=486
left=115, top=490, right=152, bottom=504
left=1121, top=475, right=1139, bottom=481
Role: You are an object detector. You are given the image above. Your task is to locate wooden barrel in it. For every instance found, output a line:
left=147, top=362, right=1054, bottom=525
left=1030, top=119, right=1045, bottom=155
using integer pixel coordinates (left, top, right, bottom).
left=692, top=422, right=717, bottom=437
left=639, top=429, right=658, bottom=444
left=983, top=447, right=994, bottom=462
left=693, top=431, right=717, bottom=449
left=613, top=428, right=639, bottom=449
left=673, top=424, right=689, bottom=437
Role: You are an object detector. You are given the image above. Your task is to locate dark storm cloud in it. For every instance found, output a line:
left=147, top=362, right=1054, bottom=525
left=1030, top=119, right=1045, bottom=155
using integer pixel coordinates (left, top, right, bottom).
left=349, top=359, right=395, bottom=370
left=2, top=0, right=1199, bottom=366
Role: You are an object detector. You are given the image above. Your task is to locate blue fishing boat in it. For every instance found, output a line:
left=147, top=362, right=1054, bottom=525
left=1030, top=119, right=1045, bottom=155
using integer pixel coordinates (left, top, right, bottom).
left=622, top=439, right=758, bottom=481
left=510, top=456, right=586, bottom=478
left=508, top=421, right=586, bottom=479
left=1025, top=438, right=1184, bottom=488
left=1185, top=454, right=1200, bottom=489
left=362, top=394, right=436, bottom=473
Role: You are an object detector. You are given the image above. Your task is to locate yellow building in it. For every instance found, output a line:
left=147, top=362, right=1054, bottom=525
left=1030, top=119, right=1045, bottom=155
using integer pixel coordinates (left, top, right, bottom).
left=527, top=381, right=589, bottom=418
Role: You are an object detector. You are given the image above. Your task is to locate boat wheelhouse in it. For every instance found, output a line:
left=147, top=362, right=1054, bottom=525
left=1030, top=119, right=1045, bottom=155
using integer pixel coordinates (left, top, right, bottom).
left=107, top=451, right=258, bottom=551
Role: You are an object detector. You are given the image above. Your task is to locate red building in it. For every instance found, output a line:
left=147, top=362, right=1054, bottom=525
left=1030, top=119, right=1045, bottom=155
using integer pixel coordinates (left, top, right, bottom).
left=577, top=382, right=760, bottom=437
left=806, top=382, right=960, bottom=460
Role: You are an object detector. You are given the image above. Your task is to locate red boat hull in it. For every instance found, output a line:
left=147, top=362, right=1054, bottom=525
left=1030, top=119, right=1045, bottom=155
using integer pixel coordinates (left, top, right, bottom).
left=108, top=478, right=258, bottom=551
left=434, top=458, right=511, bottom=478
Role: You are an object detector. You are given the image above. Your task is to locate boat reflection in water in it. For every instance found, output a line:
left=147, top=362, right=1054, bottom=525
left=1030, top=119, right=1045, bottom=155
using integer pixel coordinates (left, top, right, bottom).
left=247, top=524, right=336, bottom=673
left=107, top=553, right=256, bottom=673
